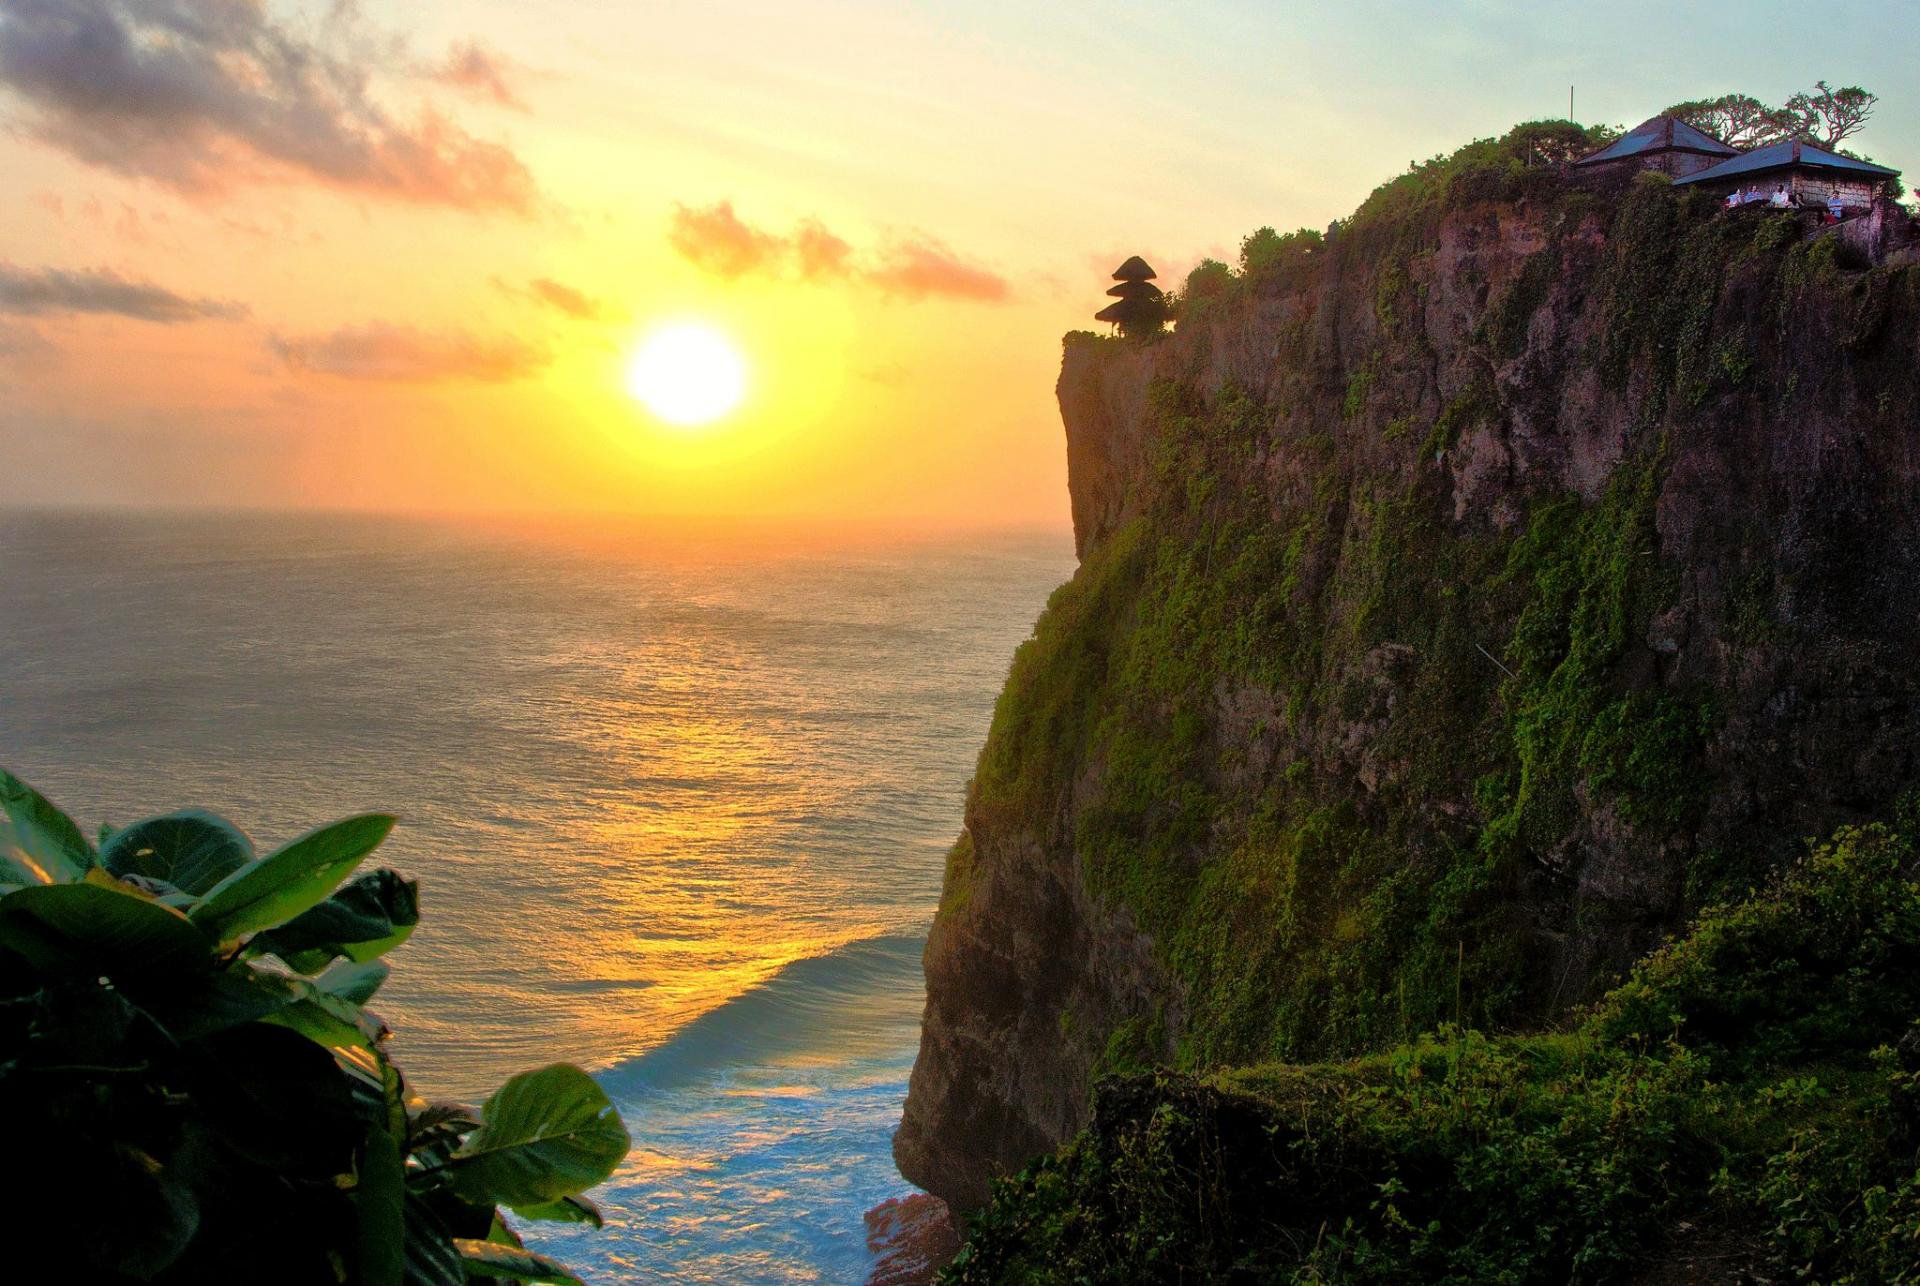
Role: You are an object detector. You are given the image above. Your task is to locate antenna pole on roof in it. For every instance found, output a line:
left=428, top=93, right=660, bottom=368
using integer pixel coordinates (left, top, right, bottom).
left=1570, top=85, right=1575, bottom=121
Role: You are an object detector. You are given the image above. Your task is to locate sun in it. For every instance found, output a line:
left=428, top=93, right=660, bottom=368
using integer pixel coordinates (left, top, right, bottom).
left=625, top=322, right=748, bottom=426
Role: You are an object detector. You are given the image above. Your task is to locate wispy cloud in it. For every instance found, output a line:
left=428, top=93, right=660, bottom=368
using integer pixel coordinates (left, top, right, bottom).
left=0, top=0, right=537, bottom=213
left=667, top=201, right=1010, bottom=302
left=0, top=262, right=246, bottom=323
left=271, top=323, right=546, bottom=382
left=668, top=201, right=783, bottom=278
left=427, top=40, right=526, bottom=111
left=868, top=237, right=1009, bottom=302
left=493, top=276, right=614, bottom=321
left=0, top=320, right=54, bottom=360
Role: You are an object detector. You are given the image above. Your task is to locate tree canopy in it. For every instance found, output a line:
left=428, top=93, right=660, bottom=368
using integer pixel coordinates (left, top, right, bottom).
left=1665, top=81, right=1877, bottom=150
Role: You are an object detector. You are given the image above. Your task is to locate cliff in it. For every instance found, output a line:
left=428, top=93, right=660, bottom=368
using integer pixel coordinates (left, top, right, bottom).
left=897, top=123, right=1920, bottom=1221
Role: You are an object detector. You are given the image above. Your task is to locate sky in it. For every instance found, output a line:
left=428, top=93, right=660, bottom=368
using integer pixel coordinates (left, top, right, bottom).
left=0, top=0, right=1916, bottom=526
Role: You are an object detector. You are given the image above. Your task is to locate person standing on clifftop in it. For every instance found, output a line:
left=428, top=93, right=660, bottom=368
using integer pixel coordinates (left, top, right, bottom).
left=1828, top=191, right=1846, bottom=222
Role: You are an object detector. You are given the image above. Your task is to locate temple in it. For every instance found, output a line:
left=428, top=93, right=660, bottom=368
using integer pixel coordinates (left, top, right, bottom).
left=1671, top=138, right=1901, bottom=209
left=1574, top=114, right=1902, bottom=215
left=1572, top=115, right=1739, bottom=178
left=1094, top=256, right=1166, bottom=338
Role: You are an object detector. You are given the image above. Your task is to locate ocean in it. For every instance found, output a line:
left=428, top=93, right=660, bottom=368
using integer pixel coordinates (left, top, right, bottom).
left=0, top=509, right=1074, bottom=1283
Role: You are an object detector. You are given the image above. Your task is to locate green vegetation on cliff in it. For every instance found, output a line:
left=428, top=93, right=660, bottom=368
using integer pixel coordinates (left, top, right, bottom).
left=949, top=821, right=1920, bottom=1282
left=968, top=120, right=1920, bottom=1073
left=929, top=116, right=1920, bottom=1273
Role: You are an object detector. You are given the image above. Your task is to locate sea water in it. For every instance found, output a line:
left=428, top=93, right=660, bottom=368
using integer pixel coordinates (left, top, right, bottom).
left=0, top=509, right=1073, bottom=1283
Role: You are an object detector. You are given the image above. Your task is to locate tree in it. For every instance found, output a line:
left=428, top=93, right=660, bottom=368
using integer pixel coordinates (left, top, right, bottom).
left=1785, top=80, right=1876, bottom=147
left=1663, top=93, right=1792, bottom=149
left=1666, top=82, right=1878, bottom=150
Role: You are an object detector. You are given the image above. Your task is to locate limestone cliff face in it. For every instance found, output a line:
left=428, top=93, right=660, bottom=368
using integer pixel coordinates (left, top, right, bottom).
left=898, top=170, right=1920, bottom=1213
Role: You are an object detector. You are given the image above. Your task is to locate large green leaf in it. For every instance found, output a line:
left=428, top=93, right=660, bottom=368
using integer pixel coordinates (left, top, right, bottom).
left=249, top=867, right=420, bottom=970
left=510, top=1194, right=605, bottom=1228
left=0, top=766, right=93, bottom=885
left=86, top=1144, right=202, bottom=1278
left=317, top=958, right=390, bottom=1005
left=0, top=880, right=213, bottom=977
left=453, top=1239, right=584, bottom=1284
left=190, top=813, right=396, bottom=942
left=402, top=1192, right=466, bottom=1286
left=145, top=965, right=303, bottom=1041
left=355, top=1121, right=407, bottom=1286
left=443, top=1064, right=628, bottom=1208
left=102, top=810, right=254, bottom=895
left=187, top=1022, right=360, bottom=1175
left=259, top=980, right=389, bottom=1054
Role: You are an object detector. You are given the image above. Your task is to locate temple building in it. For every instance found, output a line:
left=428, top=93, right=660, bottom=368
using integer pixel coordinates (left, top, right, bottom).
left=1094, top=256, right=1166, bottom=338
left=1672, top=139, right=1901, bottom=210
left=1572, top=115, right=1739, bottom=178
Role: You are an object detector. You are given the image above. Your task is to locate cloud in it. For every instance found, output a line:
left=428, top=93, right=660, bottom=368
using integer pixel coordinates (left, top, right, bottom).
left=0, top=320, right=54, bottom=360
left=667, top=201, right=1010, bottom=302
left=668, top=201, right=783, bottom=279
left=271, top=323, right=546, bottom=383
left=0, top=262, right=246, bottom=322
left=0, top=0, right=536, bottom=212
left=494, top=276, right=612, bottom=321
left=868, top=237, right=1009, bottom=302
left=427, top=40, right=526, bottom=111
left=793, top=220, right=853, bottom=280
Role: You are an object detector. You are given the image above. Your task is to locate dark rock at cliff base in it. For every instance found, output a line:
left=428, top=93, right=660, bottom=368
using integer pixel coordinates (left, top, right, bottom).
left=863, top=1192, right=961, bottom=1286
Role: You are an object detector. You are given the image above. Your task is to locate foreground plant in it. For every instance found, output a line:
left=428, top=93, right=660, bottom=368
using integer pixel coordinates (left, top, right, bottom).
left=0, top=767, right=629, bottom=1284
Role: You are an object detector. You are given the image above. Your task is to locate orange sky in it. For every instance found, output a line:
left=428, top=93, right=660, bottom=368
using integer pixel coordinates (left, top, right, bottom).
left=1, top=1, right=1914, bottom=525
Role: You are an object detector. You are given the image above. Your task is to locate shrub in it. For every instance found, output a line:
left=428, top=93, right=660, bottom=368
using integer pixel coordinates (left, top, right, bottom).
left=1182, top=258, right=1233, bottom=302
left=946, top=823, right=1920, bottom=1283
left=1239, top=226, right=1324, bottom=284
left=0, top=767, right=629, bottom=1285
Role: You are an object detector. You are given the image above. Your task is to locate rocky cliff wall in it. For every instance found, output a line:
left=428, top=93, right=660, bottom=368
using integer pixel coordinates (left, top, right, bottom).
left=898, top=153, right=1920, bottom=1213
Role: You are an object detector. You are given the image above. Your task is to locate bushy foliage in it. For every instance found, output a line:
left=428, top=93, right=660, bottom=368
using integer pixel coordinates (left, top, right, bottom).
left=1239, top=226, right=1324, bottom=286
left=947, top=824, right=1920, bottom=1283
left=1344, top=120, right=1615, bottom=239
left=1182, top=258, right=1233, bottom=301
left=0, top=768, right=629, bottom=1285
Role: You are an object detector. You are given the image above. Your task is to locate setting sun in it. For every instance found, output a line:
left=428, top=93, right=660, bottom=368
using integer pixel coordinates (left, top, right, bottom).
left=626, top=322, right=748, bottom=426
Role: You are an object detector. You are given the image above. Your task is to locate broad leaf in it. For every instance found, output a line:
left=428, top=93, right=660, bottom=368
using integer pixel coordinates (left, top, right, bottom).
left=0, top=766, right=93, bottom=884
left=318, top=958, right=390, bottom=1005
left=355, top=1121, right=407, bottom=1286
left=102, top=810, right=254, bottom=895
left=454, top=1239, right=583, bottom=1284
left=260, top=983, right=389, bottom=1054
left=146, top=965, right=303, bottom=1041
left=0, top=880, right=213, bottom=977
left=408, top=1104, right=482, bottom=1169
left=443, top=1064, right=628, bottom=1208
left=403, top=1192, right=466, bottom=1286
left=87, top=1144, right=202, bottom=1278
left=190, top=813, right=396, bottom=942
left=250, top=867, right=420, bottom=970
left=510, top=1194, right=605, bottom=1228
left=188, top=1023, right=360, bottom=1175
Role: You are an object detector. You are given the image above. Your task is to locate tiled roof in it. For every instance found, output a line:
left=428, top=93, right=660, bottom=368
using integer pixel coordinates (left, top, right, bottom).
left=1574, top=116, right=1739, bottom=167
left=1673, top=140, right=1901, bottom=185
